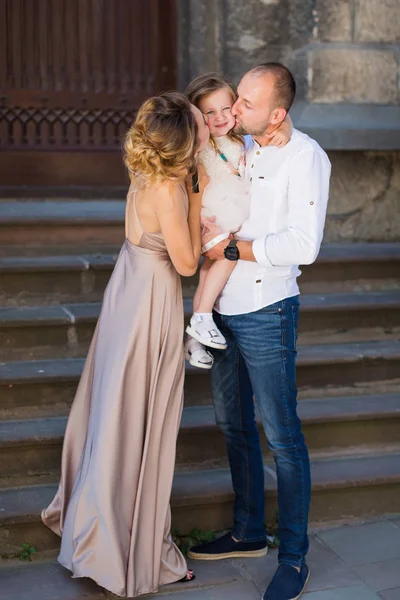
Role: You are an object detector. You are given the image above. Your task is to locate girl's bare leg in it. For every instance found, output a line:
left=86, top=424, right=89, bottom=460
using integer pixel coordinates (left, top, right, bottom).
left=196, top=258, right=236, bottom=313
left=187, top=258, right=236, bottom=351
left=193, top=257, right=212, bottom=313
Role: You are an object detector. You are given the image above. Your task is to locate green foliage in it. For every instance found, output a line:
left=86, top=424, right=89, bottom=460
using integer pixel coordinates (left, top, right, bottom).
left=20, top=543, right=37, bottom=561
left=265, top=509, right=280, bottom=548
left=172, top=527, right=216, bottom=556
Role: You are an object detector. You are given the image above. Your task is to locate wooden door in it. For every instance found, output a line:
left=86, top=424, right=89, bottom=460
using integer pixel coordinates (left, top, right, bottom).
left=0, top=0, right=177, bottom=186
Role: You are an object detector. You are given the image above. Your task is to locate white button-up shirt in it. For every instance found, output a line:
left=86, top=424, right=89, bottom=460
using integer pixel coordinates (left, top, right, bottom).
left=214, top=128, right=331, bottom=316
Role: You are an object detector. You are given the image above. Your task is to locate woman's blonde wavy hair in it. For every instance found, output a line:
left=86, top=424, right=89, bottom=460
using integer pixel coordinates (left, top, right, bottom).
left=185, top=73, right=243, bottom=147
left=124, top=91, right=197, bottom=183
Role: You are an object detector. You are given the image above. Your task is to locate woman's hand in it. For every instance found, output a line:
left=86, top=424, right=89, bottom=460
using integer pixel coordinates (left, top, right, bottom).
left=267, top=113, right=293, bottom=148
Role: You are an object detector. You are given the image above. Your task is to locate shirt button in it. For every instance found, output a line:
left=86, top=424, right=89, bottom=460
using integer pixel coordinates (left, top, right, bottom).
left=310, top=201, right=314, bottom=205
left=256, top=151, right=260, bottom=155
left=250, top=177, right=253, bottom=181
left=251, top=164, right=254, bottom=168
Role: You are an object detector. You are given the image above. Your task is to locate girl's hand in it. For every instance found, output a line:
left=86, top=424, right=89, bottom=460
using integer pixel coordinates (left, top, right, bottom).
left=267, top=113, right=293, bottom=148
left=201, top=215, right=223, bottom=246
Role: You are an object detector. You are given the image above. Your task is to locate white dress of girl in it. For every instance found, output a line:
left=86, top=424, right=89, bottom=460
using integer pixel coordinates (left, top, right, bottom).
left=184, top=135, right=250, bottom=369
left=198, top=135, right=250, bottom=243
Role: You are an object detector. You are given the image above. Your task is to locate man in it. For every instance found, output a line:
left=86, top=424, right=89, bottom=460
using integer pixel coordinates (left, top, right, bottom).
left=188, top=63, right=331, bottom=600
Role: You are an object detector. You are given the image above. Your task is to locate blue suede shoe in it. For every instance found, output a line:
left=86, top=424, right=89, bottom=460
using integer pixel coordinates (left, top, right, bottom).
left=263, top=564, right=310, bottom=600
left=187, top=532, right=268, bottom=561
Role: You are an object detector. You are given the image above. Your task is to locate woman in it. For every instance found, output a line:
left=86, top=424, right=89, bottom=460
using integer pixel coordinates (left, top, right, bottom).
left=41, top=92, right=210, bottom=598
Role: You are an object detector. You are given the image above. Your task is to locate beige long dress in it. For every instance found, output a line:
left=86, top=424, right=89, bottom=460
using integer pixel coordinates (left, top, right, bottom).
left=42, top=185, right=188, bottom=597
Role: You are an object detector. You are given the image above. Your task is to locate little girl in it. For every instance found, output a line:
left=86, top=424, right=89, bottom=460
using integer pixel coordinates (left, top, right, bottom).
left=185, top=73, right=291, bottom=369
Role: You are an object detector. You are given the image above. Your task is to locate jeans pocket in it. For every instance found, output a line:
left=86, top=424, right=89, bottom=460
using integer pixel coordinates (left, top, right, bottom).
left=257, top=303, right=283, bottom=315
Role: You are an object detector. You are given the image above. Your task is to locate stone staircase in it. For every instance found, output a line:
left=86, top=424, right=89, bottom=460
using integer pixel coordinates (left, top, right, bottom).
left=0, top=195, right=400, bottom=598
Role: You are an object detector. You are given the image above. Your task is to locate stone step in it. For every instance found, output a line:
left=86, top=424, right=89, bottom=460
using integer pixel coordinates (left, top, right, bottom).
left=0, top=201, right=125, bottom=254
left=0, top=394, right=399, bottom=481
left=0, top=254, right=198, bottom=306
left=1, top=243, right=399, bottom=306
left=0, top=184, right=127, bottom=199
left=1, top=292, right=400, bottom=361
left=1, top=451, right=399, bottom=557
left=1, top=341, right=399, bottom=419
left=301, top=243, right=400, bottom=294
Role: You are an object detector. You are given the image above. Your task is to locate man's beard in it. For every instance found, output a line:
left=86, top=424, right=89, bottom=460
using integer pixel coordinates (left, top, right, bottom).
left=233, top=122, right=248, bottom=136
left=234, top=118, right=271, bottom=137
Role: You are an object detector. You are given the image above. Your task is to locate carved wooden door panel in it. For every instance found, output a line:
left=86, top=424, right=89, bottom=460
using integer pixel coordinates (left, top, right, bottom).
left=0, top=0, right=177, bottom=185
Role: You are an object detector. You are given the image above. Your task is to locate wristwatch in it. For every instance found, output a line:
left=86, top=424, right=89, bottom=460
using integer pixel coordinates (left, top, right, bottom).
left=224, top=239, right=240, bottom=261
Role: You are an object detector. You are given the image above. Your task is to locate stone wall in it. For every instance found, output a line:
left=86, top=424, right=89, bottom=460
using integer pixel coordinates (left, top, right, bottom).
left=178, top=0, right=399, bottom=103
left=178, top=0, right=400, bottom=243
left=325, top=151, right=400, bottom=242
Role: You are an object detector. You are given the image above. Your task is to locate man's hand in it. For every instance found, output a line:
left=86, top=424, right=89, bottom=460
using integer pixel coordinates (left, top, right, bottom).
left=204, top=236, right=233, bottom=260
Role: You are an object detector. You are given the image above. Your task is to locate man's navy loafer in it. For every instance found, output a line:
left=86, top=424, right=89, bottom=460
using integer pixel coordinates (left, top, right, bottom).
left=263, top=564, right=310, bottom=600
left=187, top=532, right=268, bottom=560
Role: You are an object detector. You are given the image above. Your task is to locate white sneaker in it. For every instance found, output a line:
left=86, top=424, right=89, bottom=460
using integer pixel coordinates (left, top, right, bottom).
left=184, top=337, right=214, bottom=369
left=186, top=315, right=227, bottom=350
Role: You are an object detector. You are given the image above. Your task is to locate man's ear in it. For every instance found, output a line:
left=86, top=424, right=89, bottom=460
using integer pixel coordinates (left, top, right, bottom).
left=270, top=108, right=287, bottom=125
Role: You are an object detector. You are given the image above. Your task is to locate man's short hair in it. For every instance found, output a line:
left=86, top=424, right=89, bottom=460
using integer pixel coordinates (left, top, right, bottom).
left=250, top=63, right=296, bottom=112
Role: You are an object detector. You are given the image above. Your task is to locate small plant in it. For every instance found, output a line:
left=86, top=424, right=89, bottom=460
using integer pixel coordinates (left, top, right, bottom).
left=172, top=527, right=216, bottom=556
left=20, top=543, right=37, bottom=561
left=265, top=510, right=280, bottom=548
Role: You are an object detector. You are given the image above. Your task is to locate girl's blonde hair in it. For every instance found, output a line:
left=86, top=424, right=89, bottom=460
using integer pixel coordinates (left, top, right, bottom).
left=124, top=91, right=197, bottom=183
left=185, top=73, right=243, bottom=147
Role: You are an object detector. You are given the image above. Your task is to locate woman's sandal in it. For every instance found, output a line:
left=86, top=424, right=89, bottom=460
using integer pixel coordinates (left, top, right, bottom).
left=177, top=569, right=196, bottom=583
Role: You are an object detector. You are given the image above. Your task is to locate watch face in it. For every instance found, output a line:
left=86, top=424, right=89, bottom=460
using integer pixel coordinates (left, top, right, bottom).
left=225, top=246, right=239, bottom=261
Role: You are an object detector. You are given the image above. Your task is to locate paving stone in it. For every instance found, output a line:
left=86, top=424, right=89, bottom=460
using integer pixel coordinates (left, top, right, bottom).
left=233, top=537, right=362, bottom=593
left=379, top=588, right=400, bottom=600
left=0, top=561, right=106, bottom=600
left=317, top=521, right=400, bottom=567
left=305, top=537, right=362, bottom=592
left=353, top=559, right=400, bottom=592
left=302, top=584, right=381, bottom=599
left=150, top=580, right=261, bottom=599
left=168, top=558, right=243, bottom=592
left=230, top=548, right=277, bottom=591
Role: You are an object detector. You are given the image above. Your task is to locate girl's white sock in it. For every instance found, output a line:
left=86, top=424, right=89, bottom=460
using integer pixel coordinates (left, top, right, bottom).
left=193, top=312, right=213, bottom=322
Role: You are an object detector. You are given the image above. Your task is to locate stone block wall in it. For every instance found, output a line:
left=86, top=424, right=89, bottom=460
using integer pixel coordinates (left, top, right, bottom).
left=178, top=0, right=400, bottom=242
left=178, top=0, right=399, bottom=102
left=325, top=151, right=399, bottom=242
left=308, top=0, right=399, bottom=104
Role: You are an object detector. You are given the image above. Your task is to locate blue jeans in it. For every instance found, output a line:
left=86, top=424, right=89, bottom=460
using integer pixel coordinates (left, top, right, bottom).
left=210, top=296, right=310, bottom=568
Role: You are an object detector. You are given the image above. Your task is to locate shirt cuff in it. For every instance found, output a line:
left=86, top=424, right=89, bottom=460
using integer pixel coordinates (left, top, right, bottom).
left=252, top=236, right=274, bottom=267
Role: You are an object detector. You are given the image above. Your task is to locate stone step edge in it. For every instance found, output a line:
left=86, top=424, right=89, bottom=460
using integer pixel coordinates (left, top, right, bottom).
left=1, top=243, right=400, bottom=273
left=0, top=200, right=125, bottom=225
left=2, top=292, right=400, bottom=328
left=1, top=340, right=400, bottom=385
left=1, top=452, right=400, bottom=525
left=0, top=394, right=399, bottom=448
